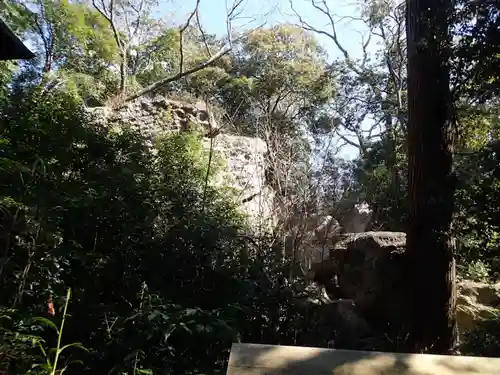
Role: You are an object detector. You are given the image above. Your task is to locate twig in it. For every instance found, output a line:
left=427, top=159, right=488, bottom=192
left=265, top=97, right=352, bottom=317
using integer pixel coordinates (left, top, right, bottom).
left=124, top=45, right=232, bottom=102
left=179, top=0, right=202, bottom=74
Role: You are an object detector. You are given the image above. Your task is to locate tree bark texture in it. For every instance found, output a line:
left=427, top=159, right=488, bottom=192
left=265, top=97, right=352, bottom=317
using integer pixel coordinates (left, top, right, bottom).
left=405, top=0, right=458, bottom=353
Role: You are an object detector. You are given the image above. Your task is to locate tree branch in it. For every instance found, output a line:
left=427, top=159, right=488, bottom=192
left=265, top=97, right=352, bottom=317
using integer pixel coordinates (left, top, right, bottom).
left=289, top=0, right=361, bottom=74
left=124, top=44, right=232, bottom=102
left=92, top=0, right=122, bottom=50
left=179, top=0, right=201, bottom=74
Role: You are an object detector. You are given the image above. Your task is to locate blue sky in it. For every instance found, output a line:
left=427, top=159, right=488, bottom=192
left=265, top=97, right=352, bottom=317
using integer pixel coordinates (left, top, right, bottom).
left=155, top=0, right=376, bottom=159
left=158, top=0, right=374, bottom=63
left=19, top=0, right=378, bottom=159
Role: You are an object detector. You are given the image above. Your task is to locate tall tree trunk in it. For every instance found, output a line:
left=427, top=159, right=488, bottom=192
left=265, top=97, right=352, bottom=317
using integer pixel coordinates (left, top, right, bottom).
left=405, top=0, right=458, bottom=353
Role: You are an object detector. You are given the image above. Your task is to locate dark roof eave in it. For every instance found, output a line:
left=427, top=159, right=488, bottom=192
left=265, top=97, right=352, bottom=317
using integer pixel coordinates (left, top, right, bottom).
left=0, top=18, right=35, bottom=61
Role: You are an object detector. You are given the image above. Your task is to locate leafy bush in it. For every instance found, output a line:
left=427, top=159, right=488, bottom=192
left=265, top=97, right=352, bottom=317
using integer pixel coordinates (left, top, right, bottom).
left=457, top=260, right=492, bottom=282
left=454, top=142, right=500, bottom=278
left=0, top=82, right=316, bottom=374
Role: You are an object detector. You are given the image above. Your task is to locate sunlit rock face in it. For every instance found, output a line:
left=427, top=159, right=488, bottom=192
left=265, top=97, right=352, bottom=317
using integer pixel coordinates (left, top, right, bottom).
left=279, top=201, right=373, bottom=272
left=87, top=96, right=274, bottom=227
left=202, top=135, right=275, bottom=229
left=336, top=201, right=372, bottom=233
left=457, top=280, right=500, bottom=333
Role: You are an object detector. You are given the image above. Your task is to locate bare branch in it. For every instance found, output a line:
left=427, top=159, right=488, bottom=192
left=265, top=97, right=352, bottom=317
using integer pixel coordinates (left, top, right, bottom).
left=124, top=0, right=265, bottom=102
left=196, top=10, right=212, bottom=57
left=179, top=0, right=201, bottom=74
left=289, top=0, right=361, bottom=74
left=125, top=44, right=232, bottom=102
left=92, top=0, right=122, bottom=50
left=226, top=0, right=246, bottom=44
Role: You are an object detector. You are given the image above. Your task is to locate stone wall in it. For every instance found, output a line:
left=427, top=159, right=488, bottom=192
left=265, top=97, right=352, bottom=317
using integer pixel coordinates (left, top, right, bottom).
left=88, top=96, right=219, bottom=141
left=88, top=96, right=274, bottom=226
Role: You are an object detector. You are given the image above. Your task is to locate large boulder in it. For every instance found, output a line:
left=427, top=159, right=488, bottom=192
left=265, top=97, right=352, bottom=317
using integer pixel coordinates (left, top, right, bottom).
left=331, top=232, right=406, bottom=324
left=457, top=280, right=500, bottom=332
left=310, top=231, right=500, bottom=335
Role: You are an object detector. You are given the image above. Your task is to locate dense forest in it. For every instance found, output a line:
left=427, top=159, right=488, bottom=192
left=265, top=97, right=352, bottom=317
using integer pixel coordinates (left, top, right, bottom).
left=0, top=0, right=499, bottom=374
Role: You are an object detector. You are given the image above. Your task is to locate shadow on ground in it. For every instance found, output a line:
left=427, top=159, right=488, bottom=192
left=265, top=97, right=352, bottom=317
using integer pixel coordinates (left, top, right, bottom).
left=225, top=343, right=500, bottom=375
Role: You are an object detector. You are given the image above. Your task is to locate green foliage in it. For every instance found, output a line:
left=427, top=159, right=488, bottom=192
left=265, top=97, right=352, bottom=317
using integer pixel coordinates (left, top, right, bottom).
left=0, top=308, right=41, bottom=374
left=344, top=137, right=408, bottom=231
left=0, top=74, right=317, bottom=374
left=0, top=61, right=17, bottom=101
left=49, top=0, right=119, bottom=64
left=1, top=0, right=500, bottom=368
left=30, top=289, right=88, bottom=375
left=350, top=133, right=500, bottom=278
left=460, top=314, right=500, bottom=357
left=454, top=141, right=500, bottom=278
left=457, top=260, right=492, bottom=282
left=452, top=0, right=500, bottom=101
left=134, top=25, right=222, bottom=90
left=215, top=24, right=333, bottom=136
left=133, top=27, right=182, bottom=86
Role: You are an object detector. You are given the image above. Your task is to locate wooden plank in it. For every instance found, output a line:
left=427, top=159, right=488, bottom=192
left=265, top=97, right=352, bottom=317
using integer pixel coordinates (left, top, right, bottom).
left=226, top=343, right=500, bottom=375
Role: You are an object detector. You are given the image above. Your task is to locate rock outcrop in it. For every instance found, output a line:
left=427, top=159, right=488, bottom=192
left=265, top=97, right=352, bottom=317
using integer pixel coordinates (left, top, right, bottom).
left=335, top=201, right=373, bottom=233
left=90, top=97, right=221, bottom=138
left=311, top=232, right=406, bottom=325
left=310, top=231, right=500, bottom=336
left=457, top=280, right=500, bottom=332
left=89, top=95, right=378, bottom=234
left=281, top=202, right=374, bottom=272
left=88, top=96, right=274, bottom=226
